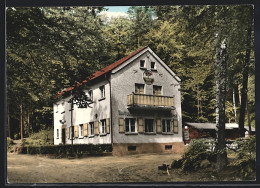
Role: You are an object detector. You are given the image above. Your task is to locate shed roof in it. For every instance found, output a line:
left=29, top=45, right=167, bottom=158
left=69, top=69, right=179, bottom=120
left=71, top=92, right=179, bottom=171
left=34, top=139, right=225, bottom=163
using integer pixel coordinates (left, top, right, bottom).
left=185, top=122, right=255, bottom=132
left=56, top=46, right=148, bottom=98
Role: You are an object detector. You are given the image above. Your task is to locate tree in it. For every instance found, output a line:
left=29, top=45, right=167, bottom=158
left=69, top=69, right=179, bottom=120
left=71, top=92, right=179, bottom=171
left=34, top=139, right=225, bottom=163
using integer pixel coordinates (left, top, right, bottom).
left=215, top=39, right=228, bottom=171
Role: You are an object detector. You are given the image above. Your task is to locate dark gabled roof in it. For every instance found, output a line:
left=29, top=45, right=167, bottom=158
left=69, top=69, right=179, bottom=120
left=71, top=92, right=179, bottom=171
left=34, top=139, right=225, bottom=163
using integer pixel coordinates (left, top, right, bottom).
left=56, top=46, right=148, bottom=98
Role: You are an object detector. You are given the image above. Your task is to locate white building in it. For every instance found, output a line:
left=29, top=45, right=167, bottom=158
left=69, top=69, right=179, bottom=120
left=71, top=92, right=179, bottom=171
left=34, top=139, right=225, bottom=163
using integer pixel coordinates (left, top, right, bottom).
left=53, top=46, right=184, bottom=155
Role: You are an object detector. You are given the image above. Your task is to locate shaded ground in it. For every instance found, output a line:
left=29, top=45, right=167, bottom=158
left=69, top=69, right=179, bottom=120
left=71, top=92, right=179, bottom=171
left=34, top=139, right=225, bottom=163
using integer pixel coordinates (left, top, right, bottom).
left=6, top=151, right=251, bottom=184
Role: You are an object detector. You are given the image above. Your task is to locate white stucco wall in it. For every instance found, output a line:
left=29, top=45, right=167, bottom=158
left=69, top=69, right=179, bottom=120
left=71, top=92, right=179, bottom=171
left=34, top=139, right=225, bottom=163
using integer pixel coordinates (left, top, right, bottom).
left=53, top=79, right=111, bottom=145
left=110, top=49, right=183, bottom=144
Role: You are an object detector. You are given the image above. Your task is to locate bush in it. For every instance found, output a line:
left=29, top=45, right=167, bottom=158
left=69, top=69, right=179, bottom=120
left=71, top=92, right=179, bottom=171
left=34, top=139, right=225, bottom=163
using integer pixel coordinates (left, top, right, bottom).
left=7, top=137, right=15, bottom=152
left=171, top=139, right=217, bottom=171
left=229, top=135, right=256, bottom=179
left=20, top=144, right=112, bottom=157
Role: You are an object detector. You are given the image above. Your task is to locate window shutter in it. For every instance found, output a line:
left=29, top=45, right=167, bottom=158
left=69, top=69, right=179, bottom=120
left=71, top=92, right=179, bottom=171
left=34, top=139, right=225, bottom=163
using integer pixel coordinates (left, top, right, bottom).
left=138, top=118, right=144, bottom=133
left=83, top=123, right=88, bottom=137
left=173, top=119, right=178, bottom=133
left=106, top=118, right=110, bottom=134
left=118, top=118, right=124, bottom=133
left=94, top=121, right=99, bottom=135
left=74, top=125, right=79, bottom=138
left=66, top=127, right=70, bottom=139
left=156, top=119, right=162, bottom=133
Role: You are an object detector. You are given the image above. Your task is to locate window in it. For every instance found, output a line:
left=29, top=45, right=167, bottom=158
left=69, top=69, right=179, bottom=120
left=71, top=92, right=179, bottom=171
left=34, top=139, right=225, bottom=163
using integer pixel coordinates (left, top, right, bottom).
left=88, top=90, right=93, bottom=101
left=71, top=126, right=74, bottom=139
left=100, top=119, right=106, bottom=134
left=79, top=124, right=83, bottom=137
left=165, top=145, right=172, bottom=150
left=128, top=146, right=136, bottom=151
left=151, top=62, right=156, bottom=69
left=99, top=86, right=105, bottom=99
left=135, top=84, right=144, bottom=94
left=145, top=119, right=154, bottom=133
left=125, top=118, right=136, bottom=133
left=162, top=119, right=171, bottom=133
left=57, top=129, right=59, bottom=138
left=89, top=122, right=94, bottom=136
left=140, top=60, right=145, bottom=68
left=153, top=85, right=162, bottom=96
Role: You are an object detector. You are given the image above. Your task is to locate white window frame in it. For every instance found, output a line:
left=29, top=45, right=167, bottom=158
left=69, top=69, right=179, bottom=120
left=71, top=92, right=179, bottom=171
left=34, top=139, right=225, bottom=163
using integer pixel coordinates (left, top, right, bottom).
left=144, top=119, right=155, bottom=133
left=151, top=61, right=156, bottom=70
left=153, top=85, right=162, bottom=96
left=162, top=119, right=172, bottom=133
left=100, top=119, right=106, bottom=135
left=135, top=83, right=145, bottom=94
left=140, top=60, right=146, bottom=69
left=56, top=129, right=59, bottom=139
left=99, top=86, right=105, bottom=99
left=89, top=122, right=94, bottom=136
left=79, top=124, right=84, bottom=138
left=125, top=118, right=136, bottom=133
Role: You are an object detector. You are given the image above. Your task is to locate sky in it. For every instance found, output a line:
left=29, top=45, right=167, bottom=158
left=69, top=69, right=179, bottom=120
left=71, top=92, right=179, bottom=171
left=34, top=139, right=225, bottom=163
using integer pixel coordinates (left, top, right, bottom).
left=99, top=6, right=131, bottom=19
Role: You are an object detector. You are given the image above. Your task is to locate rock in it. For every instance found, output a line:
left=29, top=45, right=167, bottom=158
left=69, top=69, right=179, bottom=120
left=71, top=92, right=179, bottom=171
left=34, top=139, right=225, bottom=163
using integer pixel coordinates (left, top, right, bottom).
left=200, top=159, right=211, bottom=168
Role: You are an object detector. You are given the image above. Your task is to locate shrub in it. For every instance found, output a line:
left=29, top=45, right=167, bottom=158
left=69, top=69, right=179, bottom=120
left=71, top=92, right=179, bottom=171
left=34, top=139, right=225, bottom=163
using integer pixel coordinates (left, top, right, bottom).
left=171, top=139, right=217, bottom=171
left=229, top=135, right=256, bottom=179
left=7, top=137, right=15, bottom=152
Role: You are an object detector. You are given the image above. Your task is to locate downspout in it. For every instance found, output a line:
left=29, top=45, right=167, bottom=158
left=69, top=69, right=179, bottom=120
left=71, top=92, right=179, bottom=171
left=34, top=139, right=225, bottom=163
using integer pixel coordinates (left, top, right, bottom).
left=105, top=73, right=113, bottom=146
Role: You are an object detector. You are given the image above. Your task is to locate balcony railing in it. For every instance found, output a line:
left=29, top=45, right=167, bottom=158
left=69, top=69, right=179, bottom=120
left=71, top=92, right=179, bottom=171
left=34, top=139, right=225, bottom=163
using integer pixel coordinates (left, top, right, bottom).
left=127, top=93, right=174, bottom=107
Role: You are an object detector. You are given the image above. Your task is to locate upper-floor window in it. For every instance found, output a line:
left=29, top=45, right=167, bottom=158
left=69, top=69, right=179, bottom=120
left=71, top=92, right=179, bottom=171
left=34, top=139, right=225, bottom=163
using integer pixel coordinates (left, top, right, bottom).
left=125, top=118, right=136, bottom=133
left=135, top=83, right=144, bottom=94
left=151, top=62, right=156, bottom=70
left=153, top=85, right=162, bottom=96
left=79, top=124, right=84, bottom=137
left=140, top=60, right=146, bottom=69
left=99, top=86, right=105, bottom=99
left=88, top=90, right=93, bottom=101
left=162, top=119, right=171, bottom=133
left=100, top=119, right=106, bottom=134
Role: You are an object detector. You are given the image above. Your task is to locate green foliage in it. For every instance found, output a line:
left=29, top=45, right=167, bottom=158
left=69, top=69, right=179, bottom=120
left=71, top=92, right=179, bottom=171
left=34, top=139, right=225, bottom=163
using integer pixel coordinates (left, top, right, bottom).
left=22, top=128, right=54, bottom=146
left=229, top=136, right=256, bottom=179
left=20, top=144, right=112, bottom=157
left=7, top=137, right=15, bottom=152
left=172, top=139, right=217, bottom=171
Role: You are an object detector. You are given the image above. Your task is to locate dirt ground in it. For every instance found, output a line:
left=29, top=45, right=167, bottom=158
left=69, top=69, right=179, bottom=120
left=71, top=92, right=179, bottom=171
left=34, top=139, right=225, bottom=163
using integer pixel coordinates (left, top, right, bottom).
left=6, top=152, right=248, bottom=184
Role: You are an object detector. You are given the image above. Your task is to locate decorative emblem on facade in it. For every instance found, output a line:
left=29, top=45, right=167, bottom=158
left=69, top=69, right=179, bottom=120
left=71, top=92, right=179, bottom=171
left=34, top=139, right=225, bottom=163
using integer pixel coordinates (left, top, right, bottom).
left=143, top=70, right=154, bottom=85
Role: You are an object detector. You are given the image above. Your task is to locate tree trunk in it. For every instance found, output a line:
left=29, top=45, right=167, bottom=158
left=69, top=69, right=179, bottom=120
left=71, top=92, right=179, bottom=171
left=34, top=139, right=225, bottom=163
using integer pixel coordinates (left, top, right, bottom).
left=247, top=97, right=252, bottom=136
left=232, top=88, right=237, bottom=123
left=8, top=103, right=11, bottom=138
left=27, top=109, right=30, bottom=137
left=238, top=9, right=253, bottom=137
left=215, top=39, right=228, bottom=172
left=20, top=104, right=23, bottom=140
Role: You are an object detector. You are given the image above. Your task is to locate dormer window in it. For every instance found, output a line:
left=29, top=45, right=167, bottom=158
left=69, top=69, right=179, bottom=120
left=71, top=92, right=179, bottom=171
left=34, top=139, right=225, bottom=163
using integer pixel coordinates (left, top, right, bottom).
left=151, top=62, right=156, bottom=70
left=140, top=60, right=146, bottom=69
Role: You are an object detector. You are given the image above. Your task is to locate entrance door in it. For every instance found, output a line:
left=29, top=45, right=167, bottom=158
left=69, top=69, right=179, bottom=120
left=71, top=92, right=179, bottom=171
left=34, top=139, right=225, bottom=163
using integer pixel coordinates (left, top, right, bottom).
left=62, top=128, right=66, bottom=144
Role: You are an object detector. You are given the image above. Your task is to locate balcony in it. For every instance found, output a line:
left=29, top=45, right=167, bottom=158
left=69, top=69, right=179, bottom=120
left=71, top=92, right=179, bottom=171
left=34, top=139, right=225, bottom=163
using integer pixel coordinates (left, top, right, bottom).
left=127, top=93, right=174, bottom=109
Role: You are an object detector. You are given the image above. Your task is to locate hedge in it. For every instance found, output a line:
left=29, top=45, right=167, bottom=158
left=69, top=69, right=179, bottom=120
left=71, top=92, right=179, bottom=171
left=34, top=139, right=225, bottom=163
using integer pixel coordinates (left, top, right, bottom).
left=20, top=144, right=112, bottom=156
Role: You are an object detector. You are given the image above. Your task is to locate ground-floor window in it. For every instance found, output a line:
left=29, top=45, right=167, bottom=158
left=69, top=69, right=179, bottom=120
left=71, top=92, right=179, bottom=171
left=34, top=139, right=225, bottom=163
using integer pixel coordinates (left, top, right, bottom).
left=89, top=122, right=94, bottom=136
left=162, top=119, right=171, bottom=133
left=100, top=119, right=106, bottom=134
left=125, top=118, right=136, bottom=133
left=79, top=124, right=83, bottom=137
left=145, top=119, right=154, bottom=133
left=56, top=129, right=59, bottom=138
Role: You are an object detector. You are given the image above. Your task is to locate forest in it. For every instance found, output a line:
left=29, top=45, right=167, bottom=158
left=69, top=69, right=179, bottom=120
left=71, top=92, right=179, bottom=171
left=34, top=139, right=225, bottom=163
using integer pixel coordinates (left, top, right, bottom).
left=6, top=5, right=254, bottom=140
